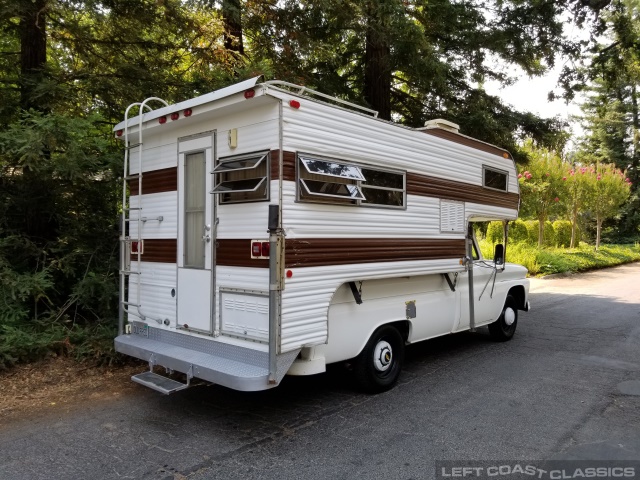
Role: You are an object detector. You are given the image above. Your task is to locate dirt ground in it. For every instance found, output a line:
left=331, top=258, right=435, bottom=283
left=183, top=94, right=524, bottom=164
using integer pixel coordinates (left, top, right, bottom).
left=0, top=356, right=143, bottom=424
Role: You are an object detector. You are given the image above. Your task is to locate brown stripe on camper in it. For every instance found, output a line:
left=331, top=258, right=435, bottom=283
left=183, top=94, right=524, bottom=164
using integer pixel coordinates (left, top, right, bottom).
left=406, top=173, right=519, bottom=210
left=137, top=239, right=177, bottom=263
left=217, top=239, right=269, bottom=268
left=270, top=150, right=296, bottom=182
left=129, top=167, right=177, bottom=196
left=421, top=128, right=512, bottom=160
left=214, top=238, right=465, bottom=268
left=285, top=238, right=466, bottom=268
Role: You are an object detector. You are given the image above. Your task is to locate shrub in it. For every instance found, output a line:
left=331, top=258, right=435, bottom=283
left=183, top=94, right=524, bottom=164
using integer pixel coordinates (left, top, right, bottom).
left=509, top=220, right=529, bottom=244
left=486, top=221, right=504, bottom=244
left=553, top=220, right=572, bottom=247
left=523, top=220, right=539, bottom=245
left=544, top=221, right=555, bottom=246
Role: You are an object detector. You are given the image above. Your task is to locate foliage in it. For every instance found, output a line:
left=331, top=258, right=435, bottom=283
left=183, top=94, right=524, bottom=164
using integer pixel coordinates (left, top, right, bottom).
left=518, top=141, right=566, bottom=245
left=553, top=220, right=573, bottom=247
left=479, top=239, right=640, bottom=277
left=509, top=220, right=530, bottom=244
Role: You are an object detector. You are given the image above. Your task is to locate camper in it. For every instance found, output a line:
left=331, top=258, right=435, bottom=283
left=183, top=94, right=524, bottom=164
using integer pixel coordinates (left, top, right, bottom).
left=113, top=77, right=531, bottom=394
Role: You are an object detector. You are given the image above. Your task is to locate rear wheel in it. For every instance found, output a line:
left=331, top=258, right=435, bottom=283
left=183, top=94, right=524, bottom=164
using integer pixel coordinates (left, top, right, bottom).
left=488, top=294, right=518, bottom=341
left=353, top=325, right=404, bottom=393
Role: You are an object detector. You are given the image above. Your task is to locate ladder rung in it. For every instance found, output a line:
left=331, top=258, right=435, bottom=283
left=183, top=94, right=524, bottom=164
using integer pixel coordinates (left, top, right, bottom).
left=123, top=218, right=139, bottom=222
left=122, top=301, right=141, bottom=307
left=126, top=143, right=142, bottom=150
left=124, top=207, right=142, bottom=211
left=121, top=270, right=141, bottom=275
left=125, top=174, right=140, bottom=180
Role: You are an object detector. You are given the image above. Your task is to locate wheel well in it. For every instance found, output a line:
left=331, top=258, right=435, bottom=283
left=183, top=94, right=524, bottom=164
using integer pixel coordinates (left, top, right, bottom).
left=386, top=320, right=410, bottom=342
left=508, top=285, right=526, bottom=310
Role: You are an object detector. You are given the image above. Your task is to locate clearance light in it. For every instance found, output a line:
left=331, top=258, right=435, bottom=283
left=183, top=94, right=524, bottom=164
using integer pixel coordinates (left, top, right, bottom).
left=170, top=112, right=179, bottom=121
left=289, top=100, right=300, bottom=109
left=184, top=108, right=192, bottom=117
left=116, top=129, right=123, bottom=137
left=261, top=242, right=270, bottom=257
left=244, top=89, right=255, bottom=99
left=251, top=241, right=261, bottom=257
left=159, top=116, right=167, bottom=124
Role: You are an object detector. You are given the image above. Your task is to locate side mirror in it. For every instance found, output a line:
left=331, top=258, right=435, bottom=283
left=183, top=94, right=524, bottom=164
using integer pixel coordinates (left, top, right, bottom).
left=494, top=244, right=505, bottom=266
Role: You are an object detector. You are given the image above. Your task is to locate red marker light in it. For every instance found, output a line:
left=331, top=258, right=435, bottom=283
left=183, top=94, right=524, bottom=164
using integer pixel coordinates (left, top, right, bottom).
left=159, top=116, right=167, bottom=124
left=244, top=89, right=255, bottom=99
left=261, top=242, right=270, bottom=257
left=251, top=241, right=261, bottom=257
left=170, top=112, right=179, bottom=121
left=289, top=100, right=300, bottom=109
left=131, top=241, right=139, bottom=253
left=286, top=270, right=293, bottom=278
left=184, top=108, right=192, bottom=117
left=116, top=129, right=123, bottom=137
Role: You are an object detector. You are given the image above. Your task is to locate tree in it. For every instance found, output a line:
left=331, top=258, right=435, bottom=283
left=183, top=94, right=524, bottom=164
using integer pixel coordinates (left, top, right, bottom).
left=586, top=163, right=632, bottom=249
left=518, top=142, right=567, bottom=246
left=563, top=157, right=594, bottom=247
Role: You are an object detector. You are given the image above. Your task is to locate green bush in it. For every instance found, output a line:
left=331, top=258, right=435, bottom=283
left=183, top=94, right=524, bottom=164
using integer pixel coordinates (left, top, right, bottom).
left=509, top=220, right=529, bottom=244
left=486, top=221, right=504, bottom=244
left=524, top=220, right=539, bottom=245
left=544, top=221, right=555, bottom=246
left=553, top=220, right=572, bottom=247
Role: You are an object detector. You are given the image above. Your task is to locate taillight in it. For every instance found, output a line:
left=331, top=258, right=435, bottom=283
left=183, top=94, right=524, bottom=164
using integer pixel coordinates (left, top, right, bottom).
left=250, top=240, right=269, bottom=259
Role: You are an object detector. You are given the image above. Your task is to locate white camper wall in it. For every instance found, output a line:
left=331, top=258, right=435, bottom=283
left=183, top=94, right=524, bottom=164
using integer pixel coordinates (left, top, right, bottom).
left=273, top=91, right=518, bottom=354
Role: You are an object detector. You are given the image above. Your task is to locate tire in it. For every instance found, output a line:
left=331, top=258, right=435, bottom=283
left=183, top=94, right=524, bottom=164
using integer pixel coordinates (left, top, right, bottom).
left=353, top=325, right=404, bottom=393
left=488, top=294, right=518, bottom=341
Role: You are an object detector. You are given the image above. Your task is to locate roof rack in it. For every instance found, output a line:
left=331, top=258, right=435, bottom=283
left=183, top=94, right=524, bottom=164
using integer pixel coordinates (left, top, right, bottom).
left=263, top=80, right=379, bottom=118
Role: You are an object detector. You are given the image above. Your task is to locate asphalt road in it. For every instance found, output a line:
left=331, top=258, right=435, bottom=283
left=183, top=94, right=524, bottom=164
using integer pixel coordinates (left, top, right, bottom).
left=1, top=263, right=640, bottom=480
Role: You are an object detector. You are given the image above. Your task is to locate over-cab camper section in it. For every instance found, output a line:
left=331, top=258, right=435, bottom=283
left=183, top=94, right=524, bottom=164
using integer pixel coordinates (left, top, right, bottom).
left=114, top=77, right=530, bottom=394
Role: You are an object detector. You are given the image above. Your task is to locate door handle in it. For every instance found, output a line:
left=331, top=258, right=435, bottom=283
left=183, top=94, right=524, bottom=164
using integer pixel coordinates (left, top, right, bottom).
left=203, top=224, right=211, bottom=243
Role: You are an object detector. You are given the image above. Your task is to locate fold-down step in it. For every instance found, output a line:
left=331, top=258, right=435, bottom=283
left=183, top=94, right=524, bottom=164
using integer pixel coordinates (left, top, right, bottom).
left=132, top=371, right=190, bottom=395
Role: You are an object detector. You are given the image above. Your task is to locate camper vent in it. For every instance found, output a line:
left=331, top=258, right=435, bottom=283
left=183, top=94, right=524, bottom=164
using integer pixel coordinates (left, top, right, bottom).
left=423, top=119, right=460, bottom=133
left=440, top=200, right=465, bottom=233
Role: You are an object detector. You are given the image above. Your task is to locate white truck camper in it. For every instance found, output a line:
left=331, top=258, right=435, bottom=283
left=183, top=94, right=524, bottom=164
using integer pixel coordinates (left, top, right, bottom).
left=114, top=76, right=531, bottom=394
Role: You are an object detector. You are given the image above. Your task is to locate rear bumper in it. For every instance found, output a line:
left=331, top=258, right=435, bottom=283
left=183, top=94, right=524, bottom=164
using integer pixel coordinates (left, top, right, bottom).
left=115, top=323, right=299, bottom=392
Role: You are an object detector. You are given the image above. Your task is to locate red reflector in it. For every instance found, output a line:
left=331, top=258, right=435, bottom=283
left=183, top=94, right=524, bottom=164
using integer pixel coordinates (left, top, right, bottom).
left=286, top=270, right=293, bottom=278
left=184, top=108, right=192, bottom=117
left=116, top=129, right=123, bottom=137
left=289, top=100, right=300, bottom=109
left=158, top=116, right=167, bottom=124
left=244, top=89, right=255, bottom=99
left=261, top=242, right=270, bottom=257
left=170, top=112, right=179, bottom=121
left=251, top=241, right=261, bottom=257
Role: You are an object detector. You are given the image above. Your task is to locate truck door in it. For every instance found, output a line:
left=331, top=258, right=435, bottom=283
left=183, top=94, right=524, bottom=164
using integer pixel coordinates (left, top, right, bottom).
left=176, top=133, right=215, bottom=333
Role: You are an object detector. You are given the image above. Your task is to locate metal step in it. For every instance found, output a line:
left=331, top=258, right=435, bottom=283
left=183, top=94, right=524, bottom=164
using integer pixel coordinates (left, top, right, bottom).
left=132, top=371, right=189, bottom=395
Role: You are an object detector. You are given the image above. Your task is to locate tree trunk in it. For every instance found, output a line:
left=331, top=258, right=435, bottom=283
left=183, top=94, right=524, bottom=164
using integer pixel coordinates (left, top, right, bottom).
left=595, top=217, right=603, bottom=250
left=570, top=203, right=578, bottom=248
left=222, top=0, right=244, bottom=58
left=538, top=217, right=545, bottom=247
left=364, top=2, right=391, bottom=120
left=19, top=0, right=48, bottom=111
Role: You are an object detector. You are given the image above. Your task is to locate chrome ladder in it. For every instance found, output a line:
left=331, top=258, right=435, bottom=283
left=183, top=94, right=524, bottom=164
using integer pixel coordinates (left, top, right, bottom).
left=118, top=97, right=169, bottom=335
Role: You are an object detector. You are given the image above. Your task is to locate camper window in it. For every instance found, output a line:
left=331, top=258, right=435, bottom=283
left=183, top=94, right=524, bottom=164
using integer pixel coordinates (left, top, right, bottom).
left=212, top=151, right=269, bottom=204
left=483, top=166, right=508, bottom=192
left=361, top=168, right=405, bottom=208
left=297, top=154, right=366, bottom=204
left=297, top=154, right=405, bottom=207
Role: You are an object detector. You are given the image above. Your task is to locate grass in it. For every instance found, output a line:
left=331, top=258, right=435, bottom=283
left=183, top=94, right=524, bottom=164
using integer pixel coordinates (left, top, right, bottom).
left=479, top=240, right=640, bottom=277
